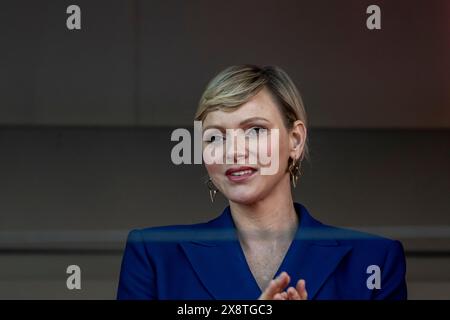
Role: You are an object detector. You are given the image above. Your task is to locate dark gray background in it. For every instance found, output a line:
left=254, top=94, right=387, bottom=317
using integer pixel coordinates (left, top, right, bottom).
left=0, top=0, right=449, bottom=299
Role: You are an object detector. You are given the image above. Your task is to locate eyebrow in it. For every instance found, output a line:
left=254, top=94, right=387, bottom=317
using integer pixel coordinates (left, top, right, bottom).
left=202, top=117, right=270, bottom=132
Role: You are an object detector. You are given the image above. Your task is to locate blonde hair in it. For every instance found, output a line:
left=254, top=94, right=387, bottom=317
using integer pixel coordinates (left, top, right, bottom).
left=195, top=64, right=309, bottom=162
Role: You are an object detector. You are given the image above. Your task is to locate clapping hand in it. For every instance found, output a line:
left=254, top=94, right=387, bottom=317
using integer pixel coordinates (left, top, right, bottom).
left=258, top=271, right=308, bottom=300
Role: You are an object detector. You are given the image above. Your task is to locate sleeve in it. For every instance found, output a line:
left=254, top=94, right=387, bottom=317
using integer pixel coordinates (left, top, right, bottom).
left=116, top=229, right=157, bottom=300
left=374, top=240, right=408, bottom=300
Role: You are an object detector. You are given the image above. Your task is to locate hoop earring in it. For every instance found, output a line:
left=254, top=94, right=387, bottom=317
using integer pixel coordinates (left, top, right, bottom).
left=288, top=157, right=302, bottom=188
left=206, top=177, right=219, bottom=203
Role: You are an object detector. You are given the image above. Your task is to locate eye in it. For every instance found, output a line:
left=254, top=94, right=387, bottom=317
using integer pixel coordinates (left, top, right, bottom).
left=245, top=126, right=268, bottom=137
left=204, top=134, right=225, bottom=143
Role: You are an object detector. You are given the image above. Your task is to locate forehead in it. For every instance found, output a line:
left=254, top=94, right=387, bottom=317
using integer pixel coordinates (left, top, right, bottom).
left=203, top=88, right=284, bottom=127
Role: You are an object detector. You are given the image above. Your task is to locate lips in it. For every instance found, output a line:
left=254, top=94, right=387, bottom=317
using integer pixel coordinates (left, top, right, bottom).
left=225, top=166, right=257, bottom=182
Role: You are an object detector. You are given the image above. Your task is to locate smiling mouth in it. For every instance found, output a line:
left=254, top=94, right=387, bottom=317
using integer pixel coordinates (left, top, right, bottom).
left=225, top=166, right=258, bottom=182
left=229, top=169, right=254, bottom=176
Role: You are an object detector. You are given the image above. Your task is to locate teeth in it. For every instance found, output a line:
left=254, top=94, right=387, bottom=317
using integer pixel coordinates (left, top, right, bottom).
left=230, top=170, right=253, bottom=176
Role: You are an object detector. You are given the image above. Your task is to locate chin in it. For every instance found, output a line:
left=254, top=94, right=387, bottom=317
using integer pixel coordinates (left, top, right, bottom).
left=224, top=189, right=262, bottom=205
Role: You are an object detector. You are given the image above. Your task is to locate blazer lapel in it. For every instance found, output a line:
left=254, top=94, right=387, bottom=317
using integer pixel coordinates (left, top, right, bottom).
left=275, top=236, right=352, bottom=300
left=276, top=203, right=353, bottom=299
left=180, top=206, right=261, bottom=299
left=180, top=203, right=353, bottom=300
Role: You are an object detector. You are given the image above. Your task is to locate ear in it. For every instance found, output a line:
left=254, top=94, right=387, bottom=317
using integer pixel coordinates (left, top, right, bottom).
left=289, top=120, right=307, bottom=161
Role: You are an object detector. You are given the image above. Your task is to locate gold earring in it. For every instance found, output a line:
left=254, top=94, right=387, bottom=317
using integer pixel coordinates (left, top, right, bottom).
left=288, top=158, right=302, bottom=188
left=206, top=178, right=218, bottom=203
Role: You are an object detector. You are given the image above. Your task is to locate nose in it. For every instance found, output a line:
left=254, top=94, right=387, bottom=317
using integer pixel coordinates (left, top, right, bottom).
left=225, top=129, right=248, bottom=164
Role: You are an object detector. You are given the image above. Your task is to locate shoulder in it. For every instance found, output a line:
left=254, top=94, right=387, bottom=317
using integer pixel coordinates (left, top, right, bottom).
left=321, top=221, right=404, bottom=255
left=311, top=220, right=406, bottom=271
left=321, top=222, right=400, bottom=245
left=296, top=202, right=404, bottom=257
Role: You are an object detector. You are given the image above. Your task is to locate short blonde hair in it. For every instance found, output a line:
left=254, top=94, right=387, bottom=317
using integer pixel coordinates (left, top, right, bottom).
left=195, top=64, right=309, bottom=162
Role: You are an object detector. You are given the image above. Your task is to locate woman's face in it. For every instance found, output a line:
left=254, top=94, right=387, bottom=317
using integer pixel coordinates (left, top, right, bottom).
left=202, top=87, right=305, bottom=205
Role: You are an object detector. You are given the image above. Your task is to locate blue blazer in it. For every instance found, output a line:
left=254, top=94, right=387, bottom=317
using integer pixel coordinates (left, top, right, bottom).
left=117, top=202, right=407, bottom=300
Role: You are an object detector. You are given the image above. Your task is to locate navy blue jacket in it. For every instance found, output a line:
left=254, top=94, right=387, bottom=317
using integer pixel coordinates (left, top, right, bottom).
left=117, top=202, right=407, bottom=299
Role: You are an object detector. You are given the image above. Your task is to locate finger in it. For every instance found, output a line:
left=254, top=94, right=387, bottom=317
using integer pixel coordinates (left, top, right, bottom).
left=287, top=286, right=301, bottom=300
left=273, top=293, right=285, bottom=300
left=275, top=271, right=290, bottom=290
left=296, top=279, right=307, bottom=300
left=267, top=272, right=290, bottom=299
left=296, top=279, right=308, bottom=300
left=260, top=272, right=290, bottom=299
left=281, top=291, right=288, bottom=300
left=258, top=280, right=276, bottom=300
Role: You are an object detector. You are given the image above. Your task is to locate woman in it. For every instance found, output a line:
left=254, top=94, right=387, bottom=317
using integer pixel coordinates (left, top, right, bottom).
left=117, top=65, right=407, bottom=300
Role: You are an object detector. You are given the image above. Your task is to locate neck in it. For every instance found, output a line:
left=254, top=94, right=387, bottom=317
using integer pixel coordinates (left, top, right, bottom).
left=229, top=176, right=299, bottom=242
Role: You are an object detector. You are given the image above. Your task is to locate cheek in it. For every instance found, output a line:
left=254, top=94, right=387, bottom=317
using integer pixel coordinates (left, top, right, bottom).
left=203, top=142, right=227, bottom=167
left=255, top=132, right=289, bottom=172
left=204, top=163, right=222, bottom=177
left=277, top=132, right=291, bottom=157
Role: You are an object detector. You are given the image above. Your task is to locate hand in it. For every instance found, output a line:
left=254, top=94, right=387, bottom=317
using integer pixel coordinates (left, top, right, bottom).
left=258, top=271, right=308, bottom=300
